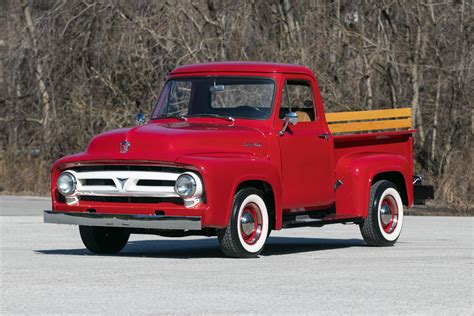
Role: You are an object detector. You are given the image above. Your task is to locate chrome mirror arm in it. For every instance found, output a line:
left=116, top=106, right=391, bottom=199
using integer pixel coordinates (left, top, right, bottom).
left=279, top=120, right=291, bottom=136
left=278, top=112, right=298, bottom=136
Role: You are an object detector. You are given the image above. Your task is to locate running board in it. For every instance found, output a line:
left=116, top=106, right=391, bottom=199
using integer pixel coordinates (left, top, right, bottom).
left=282, top=214, right=363, bottom=229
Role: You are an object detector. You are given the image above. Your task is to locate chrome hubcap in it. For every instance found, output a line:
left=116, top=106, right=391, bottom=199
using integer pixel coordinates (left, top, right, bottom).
left=380, top=203, right=392, bottom=225
left=380, top=195, right=398, bottom=234
left=241, top=212, right=256, bottom=236
left=240, top=203, right=262, bottom=245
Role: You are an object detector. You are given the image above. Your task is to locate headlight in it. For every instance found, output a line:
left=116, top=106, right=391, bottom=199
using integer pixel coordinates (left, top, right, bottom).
left=57, top=172, right=76, bottom=196
left=174, top=174, right=197, bottom=198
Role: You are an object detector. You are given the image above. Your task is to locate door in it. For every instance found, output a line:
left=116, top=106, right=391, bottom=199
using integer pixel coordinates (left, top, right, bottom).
left=277, top=77, right=334, bottom=209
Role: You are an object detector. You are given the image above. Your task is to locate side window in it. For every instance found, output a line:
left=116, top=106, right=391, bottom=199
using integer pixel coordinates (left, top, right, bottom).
left=279, top=80, right=316, bottom=122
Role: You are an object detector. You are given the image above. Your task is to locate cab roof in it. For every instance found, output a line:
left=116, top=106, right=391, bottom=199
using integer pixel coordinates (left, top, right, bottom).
left=170, top=62, right=314, bottom=76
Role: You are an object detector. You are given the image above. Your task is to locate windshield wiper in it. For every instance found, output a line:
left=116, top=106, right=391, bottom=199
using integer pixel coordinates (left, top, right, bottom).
left=155, top=115, right=187, bottom=121
left=188, top=114, right=235, bottom=122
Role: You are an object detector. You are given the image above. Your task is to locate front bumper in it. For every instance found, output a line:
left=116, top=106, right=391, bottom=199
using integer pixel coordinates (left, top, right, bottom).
left=44, top=210, right=201, bottom=230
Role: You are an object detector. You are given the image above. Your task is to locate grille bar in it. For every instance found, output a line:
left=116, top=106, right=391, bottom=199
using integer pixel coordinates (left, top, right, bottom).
left=79, top=196, right=184, bottom=204
left=137, top=179, right=176, bottom=186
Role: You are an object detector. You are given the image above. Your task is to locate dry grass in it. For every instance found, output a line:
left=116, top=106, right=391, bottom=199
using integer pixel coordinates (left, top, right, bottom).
left=0, top=155, right=51, bottom=195
left=406, top=204, right=474, bottom=217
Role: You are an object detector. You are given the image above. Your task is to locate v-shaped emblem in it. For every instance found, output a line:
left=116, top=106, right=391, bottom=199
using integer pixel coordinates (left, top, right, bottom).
left=117, top=178, right=129, bottom=190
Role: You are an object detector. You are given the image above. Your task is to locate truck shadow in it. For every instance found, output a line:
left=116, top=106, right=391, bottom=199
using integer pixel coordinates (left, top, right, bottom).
left=35, top=236, right=366, bottom=259
left=263, top=237, right=366, bottom=256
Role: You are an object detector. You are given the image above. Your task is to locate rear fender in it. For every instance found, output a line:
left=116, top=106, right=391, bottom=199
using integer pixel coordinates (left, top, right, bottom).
left=176, top=154, right=282, bottom=229
left=334, top=153, right=412, bottom=218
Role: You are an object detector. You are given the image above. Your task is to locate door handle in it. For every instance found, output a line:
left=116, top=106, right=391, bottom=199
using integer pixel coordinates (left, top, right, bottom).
left=318, top=133, right=329, bottom=140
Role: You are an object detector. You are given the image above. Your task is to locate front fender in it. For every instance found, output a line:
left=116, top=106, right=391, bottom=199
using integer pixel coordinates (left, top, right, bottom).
left=335, top=153, right=412, bottom=218
left=176, top=153, right=282, bottom=229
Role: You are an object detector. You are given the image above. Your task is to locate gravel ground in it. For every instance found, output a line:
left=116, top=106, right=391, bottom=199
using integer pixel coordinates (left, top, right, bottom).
left=0, top=196, right=472, bottom=314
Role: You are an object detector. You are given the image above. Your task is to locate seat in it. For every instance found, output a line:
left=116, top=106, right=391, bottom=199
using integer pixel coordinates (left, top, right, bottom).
left=296, top=111, right=311, bottom=122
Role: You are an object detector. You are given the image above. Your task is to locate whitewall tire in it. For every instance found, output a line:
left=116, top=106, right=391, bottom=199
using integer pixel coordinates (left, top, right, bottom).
left=360, top=180, right=404, bottom=246
left=218, top=188, right=269, bottom=258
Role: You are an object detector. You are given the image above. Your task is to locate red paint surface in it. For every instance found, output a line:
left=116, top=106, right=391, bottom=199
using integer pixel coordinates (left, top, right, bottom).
left=51, top=62, right=414, bottom=230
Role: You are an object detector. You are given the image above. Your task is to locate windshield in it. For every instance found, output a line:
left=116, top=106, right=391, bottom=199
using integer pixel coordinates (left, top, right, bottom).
left=151, top=77, right=275, bottom=120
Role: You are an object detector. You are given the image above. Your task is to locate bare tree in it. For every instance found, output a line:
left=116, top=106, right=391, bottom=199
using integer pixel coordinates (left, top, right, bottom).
left=0, top=0, right=472, bottom=212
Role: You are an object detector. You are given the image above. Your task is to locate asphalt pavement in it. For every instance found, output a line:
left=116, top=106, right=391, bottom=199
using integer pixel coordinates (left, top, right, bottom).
left=0, top=195, right=472, bottom=314
left=0, top=195, right=51, bottom=216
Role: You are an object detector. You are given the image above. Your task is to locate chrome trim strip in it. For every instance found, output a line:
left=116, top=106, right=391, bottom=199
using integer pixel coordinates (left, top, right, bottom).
left=44, top=211, right=201, bottom=230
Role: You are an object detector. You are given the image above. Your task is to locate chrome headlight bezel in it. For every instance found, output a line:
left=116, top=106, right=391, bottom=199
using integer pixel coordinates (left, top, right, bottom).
left=57, top=172, right=77, bottom=196
left=174, top=174, right=197, bottom=198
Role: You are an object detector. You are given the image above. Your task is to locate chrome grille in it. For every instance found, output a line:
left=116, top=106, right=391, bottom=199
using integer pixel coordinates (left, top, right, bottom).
left=65, top=168, right=182, bottom=201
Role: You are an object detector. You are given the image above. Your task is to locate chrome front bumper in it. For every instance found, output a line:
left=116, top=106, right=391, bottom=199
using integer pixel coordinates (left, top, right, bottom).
left=44, top=211, right=201, bottom=230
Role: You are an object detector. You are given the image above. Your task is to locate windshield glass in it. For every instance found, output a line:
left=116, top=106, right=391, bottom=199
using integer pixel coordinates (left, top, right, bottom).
left=151, top=77, right=275, bottom=120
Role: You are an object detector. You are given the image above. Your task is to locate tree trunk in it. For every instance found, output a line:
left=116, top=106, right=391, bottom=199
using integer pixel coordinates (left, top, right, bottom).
left=362, top=54, right=373, bottom=110
left=430, top=73, right=441, bottom=163
left=329, top=0, right=340, bottom=66
left=411, top=14, right=425, bottom=145
left=20, top=0, right=53, bottom=143
left=281, top=0, right=299, bottom=43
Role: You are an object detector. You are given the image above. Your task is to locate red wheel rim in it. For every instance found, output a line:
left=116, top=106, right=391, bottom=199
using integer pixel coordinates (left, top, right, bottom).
left=379, top=195, right=399, bottom=234
left=240, top=202, right=262, bottom=245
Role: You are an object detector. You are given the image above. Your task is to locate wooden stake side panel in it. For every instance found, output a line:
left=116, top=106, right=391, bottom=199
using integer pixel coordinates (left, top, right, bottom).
left=325, top=108, right=412, bottom=134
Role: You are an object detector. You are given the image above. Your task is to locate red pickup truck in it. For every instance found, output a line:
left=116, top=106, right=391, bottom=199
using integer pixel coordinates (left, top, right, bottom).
left=45, top=62, right=432, bottom=258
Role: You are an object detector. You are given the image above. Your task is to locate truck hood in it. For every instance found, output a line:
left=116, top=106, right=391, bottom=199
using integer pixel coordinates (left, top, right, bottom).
left=84, top=122, right=267, bottom=162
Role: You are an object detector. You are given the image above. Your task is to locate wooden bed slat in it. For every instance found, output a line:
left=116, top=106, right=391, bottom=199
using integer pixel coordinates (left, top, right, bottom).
left=325, top=108, right=411, bottom=123
left=325, top=108, right=412, bottom=133
left=328, top=117, right=412, bottom=133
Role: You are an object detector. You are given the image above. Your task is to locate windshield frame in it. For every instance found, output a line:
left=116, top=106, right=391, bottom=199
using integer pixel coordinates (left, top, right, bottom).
left=150, top=76, right=277, bottom=121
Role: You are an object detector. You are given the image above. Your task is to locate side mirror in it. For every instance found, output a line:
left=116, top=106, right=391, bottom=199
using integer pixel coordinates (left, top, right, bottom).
left=286, top=112, right=299, bottom=125
left=279, top=112, right=298, bottom=136
left=210, top=84, right=225, bottom=93
left=135, top=112, right=145, bottom=126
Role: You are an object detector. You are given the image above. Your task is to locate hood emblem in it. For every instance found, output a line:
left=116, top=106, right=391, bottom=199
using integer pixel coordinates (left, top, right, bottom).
left=120, top=141, right=130, bottom=154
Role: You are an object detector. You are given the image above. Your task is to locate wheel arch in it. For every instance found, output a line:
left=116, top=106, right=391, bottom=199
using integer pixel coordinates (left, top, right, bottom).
left=372, top=171, right=408, bottom=206
left=235, top=180, right=276, bottom=230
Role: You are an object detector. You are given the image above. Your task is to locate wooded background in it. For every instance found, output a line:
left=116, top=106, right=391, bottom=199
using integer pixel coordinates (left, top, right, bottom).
left=0, top=0, right=472, bottom=213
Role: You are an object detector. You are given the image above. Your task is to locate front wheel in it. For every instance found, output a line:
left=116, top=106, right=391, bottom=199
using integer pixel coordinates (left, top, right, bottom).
left=218, top=188, right=270, bottom=258
left=79, top=226, right=130, bottom=254
left=360, top=180, right=404, bottom=246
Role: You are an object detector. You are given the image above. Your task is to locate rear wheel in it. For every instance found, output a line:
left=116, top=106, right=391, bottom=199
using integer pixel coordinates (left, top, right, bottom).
left=79, top=226, right=130, bottom=254
left=218, top=188, right=269, bottom=258
left=360, top=180, right=404, bottom=246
